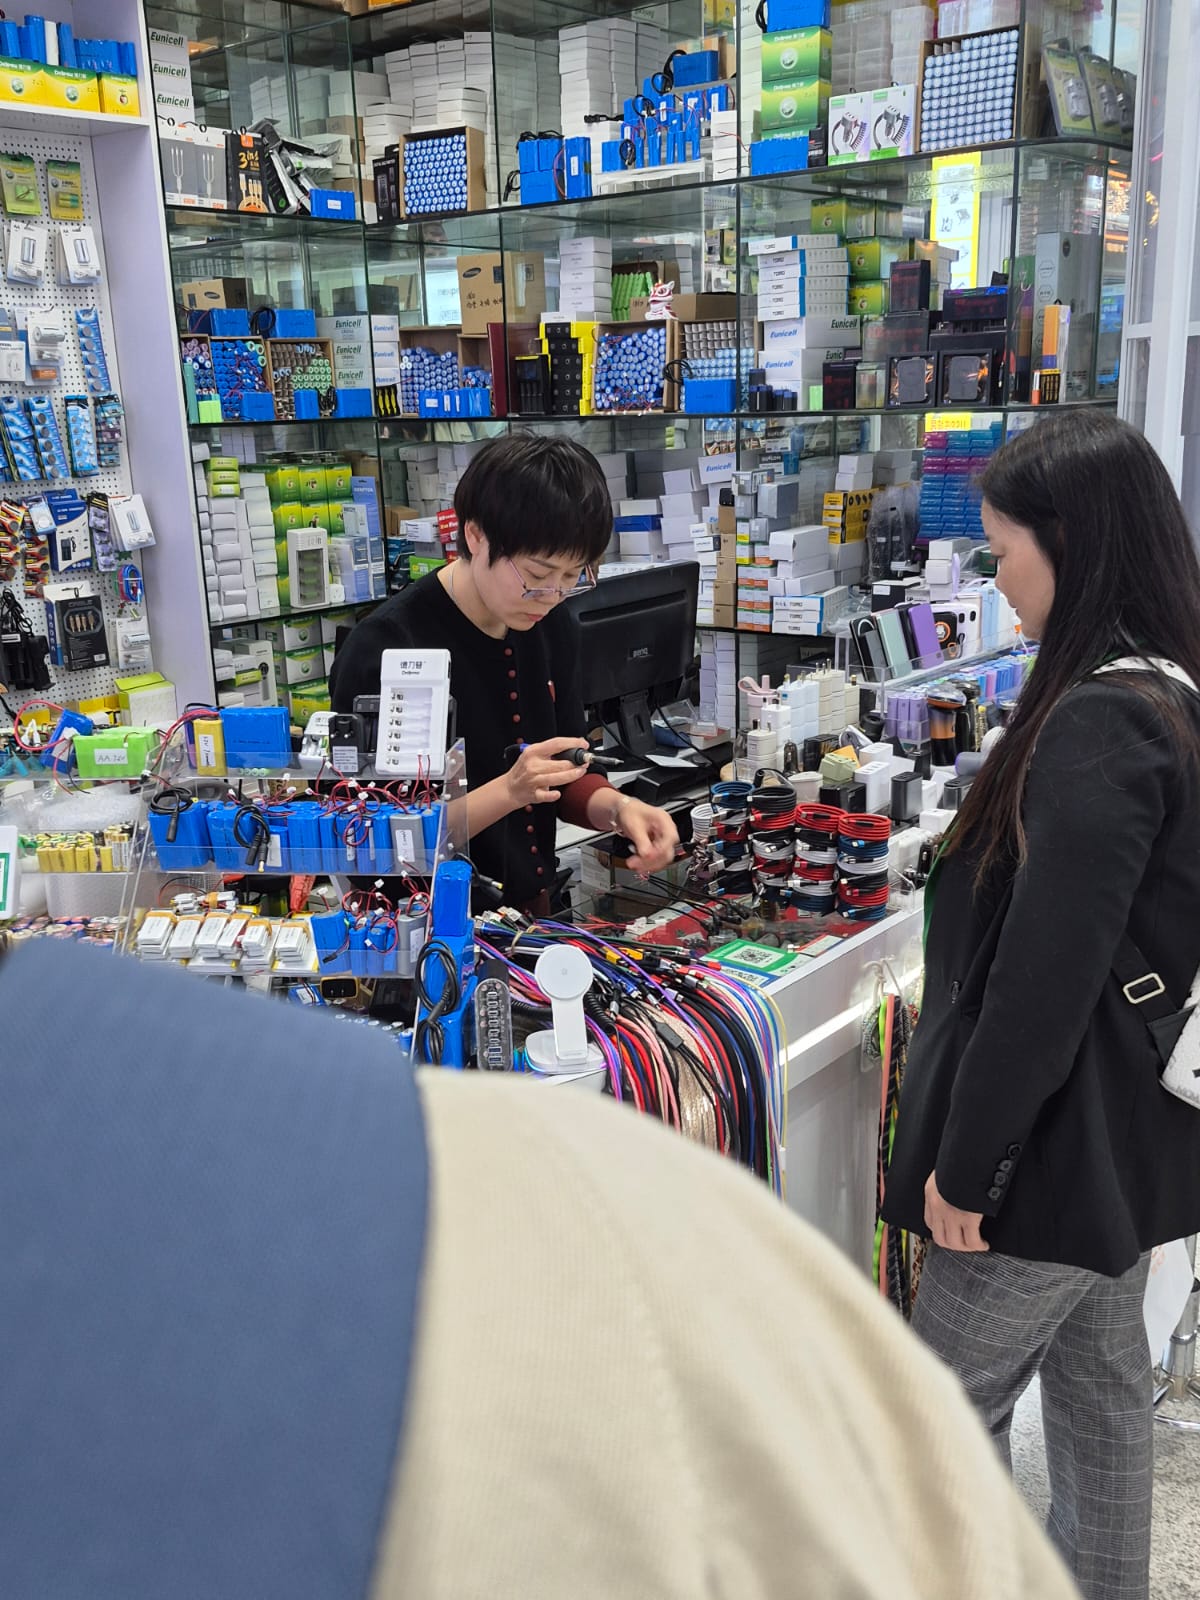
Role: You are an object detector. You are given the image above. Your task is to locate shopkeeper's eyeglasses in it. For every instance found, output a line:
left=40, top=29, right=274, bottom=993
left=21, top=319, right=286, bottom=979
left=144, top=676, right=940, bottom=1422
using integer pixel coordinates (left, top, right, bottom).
left=506, top=557, right=597, bottom=603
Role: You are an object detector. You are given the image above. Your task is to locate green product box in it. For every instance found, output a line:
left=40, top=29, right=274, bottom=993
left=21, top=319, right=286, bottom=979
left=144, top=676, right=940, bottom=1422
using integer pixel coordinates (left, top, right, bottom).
left=266, top=462, right=302, bottom=502
left=0, top=151, right=39, bottom=214
left=290, top=680, right=331, bottom=720
left=409, top=555, right=446, bottom=578
left=848, top=279, right=890, bottom=315
left=303, top=502, right=332, bottom=533
left=272, top=501, right=305, bottom=537
left=283, top=645, right=324, bottom=685
left=849, top=237, right=909, bottom=280
left=327, top=500, right=347, bottom=537
left=810, top=197, right=878, bottom=238
left=299, top=463, right=328, bottom=504
left=326, top=461, right=352, bottom=499
left=46, top=159, right=82, bottom=220
left=761, top=27, right=832, bottom=84
left=760, top=77, right=831, bottom=133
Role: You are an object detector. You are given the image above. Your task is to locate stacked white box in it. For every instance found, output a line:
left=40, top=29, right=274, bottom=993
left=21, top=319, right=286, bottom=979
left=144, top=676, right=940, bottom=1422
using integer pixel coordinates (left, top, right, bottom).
left=709, top=109, right=740, bottom=180
left=558, top=19, right=616, bottom=140
left=559, top=236, right=613, bottom=319
left=699, top=630, right=739, bottom=730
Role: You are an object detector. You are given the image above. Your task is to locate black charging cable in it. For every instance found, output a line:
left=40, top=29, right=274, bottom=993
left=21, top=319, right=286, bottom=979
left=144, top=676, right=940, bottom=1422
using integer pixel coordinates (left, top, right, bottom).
left=149, top=783, right=194, bottom=844
left=233, top=802, right=271, bottom=869
left=414, top=940, right=462, bottom=1064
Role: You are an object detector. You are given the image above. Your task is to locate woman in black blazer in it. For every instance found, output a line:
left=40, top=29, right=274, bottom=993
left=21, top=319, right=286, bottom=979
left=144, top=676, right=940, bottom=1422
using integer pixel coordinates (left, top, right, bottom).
left=882, top=411, right=1200, bottom=1600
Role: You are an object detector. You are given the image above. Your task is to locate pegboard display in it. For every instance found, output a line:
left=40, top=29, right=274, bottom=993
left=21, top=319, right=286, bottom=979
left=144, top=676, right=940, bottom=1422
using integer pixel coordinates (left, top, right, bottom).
left=0, top=126, right=142, bottom=711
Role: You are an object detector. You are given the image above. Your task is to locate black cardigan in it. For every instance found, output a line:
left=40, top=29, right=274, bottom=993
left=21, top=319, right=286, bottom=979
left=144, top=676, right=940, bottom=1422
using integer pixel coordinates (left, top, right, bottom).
left=329, top=574, right=604, bottom=905
left=882, top=679, right=1200, bottom=1276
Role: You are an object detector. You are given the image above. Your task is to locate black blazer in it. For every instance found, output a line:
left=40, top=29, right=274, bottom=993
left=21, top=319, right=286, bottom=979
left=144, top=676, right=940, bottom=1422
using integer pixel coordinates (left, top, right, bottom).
left=883, top=678, right=1200, bottom=1276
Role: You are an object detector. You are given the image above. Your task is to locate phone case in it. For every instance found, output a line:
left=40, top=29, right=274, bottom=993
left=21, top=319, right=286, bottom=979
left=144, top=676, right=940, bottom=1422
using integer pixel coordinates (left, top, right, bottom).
left=875, top=608, right=913, bottom=675
left=904, top=601, right=943, bottom=668
left=850, top=614, right=888, bottom=680
left=953, top=602, right=982, bottom=655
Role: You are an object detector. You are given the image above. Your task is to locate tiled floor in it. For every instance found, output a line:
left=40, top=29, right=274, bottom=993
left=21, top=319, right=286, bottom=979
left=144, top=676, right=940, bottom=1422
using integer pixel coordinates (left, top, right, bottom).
left=1012, top=1380, right=1200, bottom=1598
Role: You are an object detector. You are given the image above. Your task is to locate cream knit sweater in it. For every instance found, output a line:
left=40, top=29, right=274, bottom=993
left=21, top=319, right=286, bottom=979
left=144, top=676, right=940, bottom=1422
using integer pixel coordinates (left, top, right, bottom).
left=373, top=1072, right=1079, bottom=1600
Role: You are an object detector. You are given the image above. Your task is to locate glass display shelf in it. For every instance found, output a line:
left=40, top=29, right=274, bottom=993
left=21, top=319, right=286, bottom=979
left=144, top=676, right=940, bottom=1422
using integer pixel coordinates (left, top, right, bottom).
left=188, top=418, right=381, bottom=432
left=350, top=0, right=719, bottom=59
left=210, top=597, right=383, bottom=630
left=167, top=209, right=365, bottom=249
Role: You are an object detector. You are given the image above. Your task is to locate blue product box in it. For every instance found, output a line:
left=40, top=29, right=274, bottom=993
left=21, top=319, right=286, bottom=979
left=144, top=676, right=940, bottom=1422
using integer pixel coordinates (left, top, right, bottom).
left=518, top=140, right=541, bottom=176
left=332, top=387, right=373, bottom=418
left=749, top=135, right=809, bottom=175
left=293, top=388, right=320, bottom=419
left=273, top=309, right=317, bottom=338
left=418, top=391, right=443, bottom=416
left=672, top=49, right=719, bottom=86
left=310, top=189, right=357, bottom=221
left=761, top=0, right=831, bottom=27
left=241, top=391, right=276, bottom=421
left=536, top=136, right=563, bottom=170
left=0, top=21, right=20, bottom=56
left=211, top=309, right=252, bottom=336
left=683, top=377, right=738, bottom=413
left=601, top=139, right=626, bottom=172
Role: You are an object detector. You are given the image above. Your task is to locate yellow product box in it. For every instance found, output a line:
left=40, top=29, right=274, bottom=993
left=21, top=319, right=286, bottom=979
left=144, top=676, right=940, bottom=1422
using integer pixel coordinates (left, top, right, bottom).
left=273, top=501, right=305, bottom=538
left=848, top=280, right=889, bottom=316
left=0, top=58, right=41, bottom=103
left=299, top=463, right=328, bottom=504
left=99, top=74, right=140, bottom=115
left=266, top=462, right=303, bottom=501
left=40, top=66, right=101, bottom=112
left=289, top=680, right=330, bottom=720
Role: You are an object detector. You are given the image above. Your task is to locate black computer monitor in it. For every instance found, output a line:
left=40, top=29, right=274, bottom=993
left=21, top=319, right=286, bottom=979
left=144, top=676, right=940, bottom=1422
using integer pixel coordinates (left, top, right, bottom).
left=566, top=562, right=699, bottom=757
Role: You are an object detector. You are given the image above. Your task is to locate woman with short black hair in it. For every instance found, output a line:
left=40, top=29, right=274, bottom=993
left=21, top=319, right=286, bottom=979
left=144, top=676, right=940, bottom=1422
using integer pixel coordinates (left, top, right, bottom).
left=332, top=435, right=678, bottom=912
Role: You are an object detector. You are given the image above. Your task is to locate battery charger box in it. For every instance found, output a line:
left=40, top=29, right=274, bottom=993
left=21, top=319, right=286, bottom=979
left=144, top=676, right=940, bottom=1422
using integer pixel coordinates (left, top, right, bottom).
left=44, top=583, right=108, bottom=671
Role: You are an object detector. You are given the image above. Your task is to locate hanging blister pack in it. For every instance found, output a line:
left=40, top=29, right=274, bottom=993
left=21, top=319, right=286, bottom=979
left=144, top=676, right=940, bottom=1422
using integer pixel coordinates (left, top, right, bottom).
left=55, top=225, right=101, bottom=285
left=74, top=307, right=111, bottom=394
left=64, top=394, right=99, bottom=475
left=0, top=394, right=41, bottom=481
left=26, top=306, right=66, bottom=385
left=22, top=498, right=51, bottom=596
left=0, top=305, right=22, bottom=383
left=0, top=498, right=24, bottom=579
left=93, top=393, right=124, bottom=467
left=6, top=221, right=47, bottom=284
left=26, top=395, right=69, bottom=480
left=87, top=491, right=117, bottom=572
left=109, top=492, right=155, bottom=552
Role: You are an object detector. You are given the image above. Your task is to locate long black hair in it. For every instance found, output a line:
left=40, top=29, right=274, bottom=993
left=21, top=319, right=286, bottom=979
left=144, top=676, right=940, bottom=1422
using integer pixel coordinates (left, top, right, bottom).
left=947, top=410, right=1200, bottom=877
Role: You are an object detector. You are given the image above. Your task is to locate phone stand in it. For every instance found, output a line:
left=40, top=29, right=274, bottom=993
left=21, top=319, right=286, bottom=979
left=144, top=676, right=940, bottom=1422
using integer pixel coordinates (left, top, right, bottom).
left=526, top=945, right=607, bottom=1087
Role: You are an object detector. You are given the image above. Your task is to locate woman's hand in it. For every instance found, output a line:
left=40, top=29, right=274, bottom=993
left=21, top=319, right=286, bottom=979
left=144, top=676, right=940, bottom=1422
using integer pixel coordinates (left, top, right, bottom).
left=504, top=737, right=590, bottom=808
left=615, top=797, right=680, bottom=876
left=924, top=1171, right=989, bottom=1252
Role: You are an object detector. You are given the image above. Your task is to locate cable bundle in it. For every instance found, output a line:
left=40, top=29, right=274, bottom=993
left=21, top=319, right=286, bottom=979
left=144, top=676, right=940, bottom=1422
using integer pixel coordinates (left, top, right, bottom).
left=792, top=802, right=844, bottom=914
left=709, top=780, right=754, bottom=896
left=837, top=812, right=891, bottom=921
left=748, top=778, right=796, bottom=901
left=476, top=918, right=786, bottom=1195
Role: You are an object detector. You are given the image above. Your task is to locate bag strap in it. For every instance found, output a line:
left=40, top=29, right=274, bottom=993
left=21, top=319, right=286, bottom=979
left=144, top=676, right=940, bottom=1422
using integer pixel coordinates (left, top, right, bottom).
left=1112, top=932, right=1181, bottom=1027
left=1094, top=654, right=1200, bottom=696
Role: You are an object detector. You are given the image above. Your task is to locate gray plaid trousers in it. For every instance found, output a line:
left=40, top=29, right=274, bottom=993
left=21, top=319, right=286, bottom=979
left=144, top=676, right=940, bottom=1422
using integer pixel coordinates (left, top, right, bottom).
left=914, top=1246, right=1154, bottom=1600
